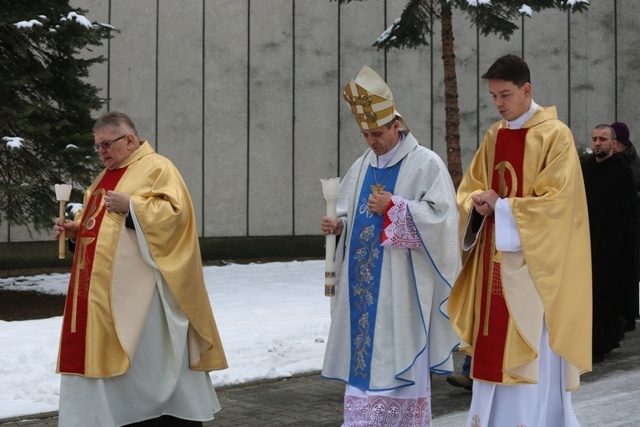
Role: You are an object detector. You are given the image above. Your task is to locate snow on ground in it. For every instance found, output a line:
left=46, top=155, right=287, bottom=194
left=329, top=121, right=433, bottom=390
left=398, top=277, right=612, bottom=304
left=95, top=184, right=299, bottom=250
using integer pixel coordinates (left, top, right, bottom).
left=436, top=369, right=640, bottom=427
left=0, top=260, right=330, bottom=419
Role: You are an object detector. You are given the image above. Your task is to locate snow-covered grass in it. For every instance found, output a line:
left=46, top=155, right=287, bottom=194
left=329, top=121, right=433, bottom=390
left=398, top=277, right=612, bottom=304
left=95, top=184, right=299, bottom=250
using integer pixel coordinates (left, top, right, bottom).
left=0, top=260, right=330, bottom=419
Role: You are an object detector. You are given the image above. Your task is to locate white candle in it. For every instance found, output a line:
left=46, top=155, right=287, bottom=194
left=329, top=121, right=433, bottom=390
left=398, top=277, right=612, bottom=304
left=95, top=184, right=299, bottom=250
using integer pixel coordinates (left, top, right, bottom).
left=321, top=177, right=340, bottom=297
left=55, top=183, right=73, bottom=260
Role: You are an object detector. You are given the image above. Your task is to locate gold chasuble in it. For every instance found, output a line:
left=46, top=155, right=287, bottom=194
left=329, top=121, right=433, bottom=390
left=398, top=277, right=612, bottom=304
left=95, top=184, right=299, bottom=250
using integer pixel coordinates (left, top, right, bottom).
left=450, top=107, right=592, bottom=390
left=57, top=141, right=227, bottom=378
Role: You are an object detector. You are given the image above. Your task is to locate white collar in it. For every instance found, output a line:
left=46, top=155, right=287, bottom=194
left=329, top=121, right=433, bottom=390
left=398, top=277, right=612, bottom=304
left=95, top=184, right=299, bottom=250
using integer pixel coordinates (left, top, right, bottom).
left=507, top=100, right=539, bottom=130
left=377, top=132, right=405, bottom=168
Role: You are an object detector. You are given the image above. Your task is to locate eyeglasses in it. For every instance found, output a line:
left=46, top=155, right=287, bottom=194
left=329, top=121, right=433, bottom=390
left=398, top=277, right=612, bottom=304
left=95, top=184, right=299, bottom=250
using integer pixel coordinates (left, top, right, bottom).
left=94, top=134, right=127, bottom=152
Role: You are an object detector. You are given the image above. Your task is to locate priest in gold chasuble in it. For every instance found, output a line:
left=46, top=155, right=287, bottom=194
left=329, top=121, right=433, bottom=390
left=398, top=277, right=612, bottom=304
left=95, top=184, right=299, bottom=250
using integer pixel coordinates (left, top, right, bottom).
left=54, top=112, right=227, bottom=427
left=450, top=55, right=591, bottom=427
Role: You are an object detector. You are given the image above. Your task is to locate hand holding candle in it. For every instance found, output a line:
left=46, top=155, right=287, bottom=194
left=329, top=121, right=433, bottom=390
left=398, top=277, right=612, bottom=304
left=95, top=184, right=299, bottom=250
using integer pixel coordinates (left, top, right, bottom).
left=321, top=177, right=340, bottom=297
left=55, top=183, right=73, bottom=259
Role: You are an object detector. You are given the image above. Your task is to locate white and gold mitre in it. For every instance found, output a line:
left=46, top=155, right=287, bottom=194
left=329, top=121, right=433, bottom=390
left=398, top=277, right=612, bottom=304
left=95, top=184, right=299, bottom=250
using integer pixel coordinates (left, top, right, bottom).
left=343, top=65, right=399, bottom=130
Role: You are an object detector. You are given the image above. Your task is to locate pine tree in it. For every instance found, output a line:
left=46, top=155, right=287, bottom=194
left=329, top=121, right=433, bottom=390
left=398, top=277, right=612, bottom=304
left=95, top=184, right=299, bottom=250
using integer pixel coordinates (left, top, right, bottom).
left=0, top=0, right=114, bottom=231
left=336, top=0, right=589, bottom=188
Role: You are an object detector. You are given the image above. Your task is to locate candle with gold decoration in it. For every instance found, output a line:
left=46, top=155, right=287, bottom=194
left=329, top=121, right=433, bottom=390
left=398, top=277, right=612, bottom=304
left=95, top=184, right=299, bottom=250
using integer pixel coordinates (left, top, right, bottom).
left=321, top=177, right=340, bottom=296
left=55, top=183, right=73, bottom=259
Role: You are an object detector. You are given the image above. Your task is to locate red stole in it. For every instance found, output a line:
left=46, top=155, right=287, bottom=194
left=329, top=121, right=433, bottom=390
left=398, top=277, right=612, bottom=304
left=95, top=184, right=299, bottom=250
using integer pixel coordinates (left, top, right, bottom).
left=472, top=128, right=526, bottom=382
left=59, top=167, right=127, bottom=375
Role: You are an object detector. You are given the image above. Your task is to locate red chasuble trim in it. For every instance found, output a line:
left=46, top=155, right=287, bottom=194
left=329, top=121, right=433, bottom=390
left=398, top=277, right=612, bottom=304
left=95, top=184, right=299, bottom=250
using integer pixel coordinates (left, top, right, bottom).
left=59, top=167, right=127, bottom=375
left=472, top=128, right=527, bottom=382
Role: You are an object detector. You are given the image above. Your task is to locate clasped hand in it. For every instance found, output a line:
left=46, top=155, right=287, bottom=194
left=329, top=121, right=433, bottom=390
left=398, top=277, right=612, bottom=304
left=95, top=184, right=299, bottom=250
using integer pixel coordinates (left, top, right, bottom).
left=367, top=191, right=392, bottom=216
left=472, top=190, right=499, bottom=217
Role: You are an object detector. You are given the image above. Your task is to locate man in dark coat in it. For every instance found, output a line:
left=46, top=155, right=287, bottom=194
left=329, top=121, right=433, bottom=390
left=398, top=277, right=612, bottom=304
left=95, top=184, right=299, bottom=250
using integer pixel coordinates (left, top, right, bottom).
left=582, top=124, right=638, bottom=363
left=611, top=121, right=640, bottom=331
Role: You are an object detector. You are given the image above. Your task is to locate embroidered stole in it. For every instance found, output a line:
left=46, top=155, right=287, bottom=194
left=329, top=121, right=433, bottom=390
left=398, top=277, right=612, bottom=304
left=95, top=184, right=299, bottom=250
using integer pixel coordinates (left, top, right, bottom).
left=59, top=167, right=128, bottom=375
left=472, top=128, right=527, bottom=382
left=348, top=161, right=402, bottom=389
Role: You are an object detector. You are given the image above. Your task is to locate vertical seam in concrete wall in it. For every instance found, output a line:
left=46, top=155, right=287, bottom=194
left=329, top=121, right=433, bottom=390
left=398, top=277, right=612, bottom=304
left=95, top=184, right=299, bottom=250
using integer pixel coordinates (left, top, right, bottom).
left=292, top=0, right=296, bottom=235
left=383, top=0, right=387, bottom=79
left=201, top=0, right=206, bottom=237
left=337, top=2, right=341, bottom=177
left=476, top=26, right=480, bottom=150
left=246, top=0, right=251, bottom=236
left=107, top=0, right=112, bottom=111
left=429, top=2, right=434, bottom=151
left=155, top=0, right=160, bottom=152
left=567, top=10, right=571, bottom=127
left=614, top=0, right=618, bottom=120
left=521, top=15, right=525, bottom=59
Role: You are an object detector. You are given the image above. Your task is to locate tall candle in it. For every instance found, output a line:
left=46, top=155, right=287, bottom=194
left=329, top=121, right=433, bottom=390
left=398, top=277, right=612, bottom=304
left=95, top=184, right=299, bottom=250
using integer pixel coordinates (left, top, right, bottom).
left=55, top=184, right=73, bottom=259
left=321, top=177, right=340, bottom=297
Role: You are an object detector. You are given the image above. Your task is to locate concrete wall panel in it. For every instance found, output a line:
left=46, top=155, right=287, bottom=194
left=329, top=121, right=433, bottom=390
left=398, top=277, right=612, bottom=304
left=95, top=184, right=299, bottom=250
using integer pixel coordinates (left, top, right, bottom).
left=615, top=1, right=640, bottom=136
left=108, top=0, right=157, bottom=145
left=156, top=0, right=204, bottom=232
left=569, top=9, right=591, bottom=149
left=293, top=0, right=339, bottom=236
left=203, top=0, right=249, bottom=237
left=385, top=3, right=433, bottom=154
left=449, top=10, right=480, bottom=171
left=527, top=11, right=570, bottom=124
left=570, top=1, right=615, bottom=148
left=4, top=226, right=50, bottom=243
left=247, top=0, right=294, bottom=236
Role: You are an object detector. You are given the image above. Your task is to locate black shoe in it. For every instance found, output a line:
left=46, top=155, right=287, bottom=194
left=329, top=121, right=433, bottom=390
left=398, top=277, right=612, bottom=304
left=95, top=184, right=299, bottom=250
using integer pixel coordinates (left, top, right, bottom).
left=447, top=373, right=473, bottom=390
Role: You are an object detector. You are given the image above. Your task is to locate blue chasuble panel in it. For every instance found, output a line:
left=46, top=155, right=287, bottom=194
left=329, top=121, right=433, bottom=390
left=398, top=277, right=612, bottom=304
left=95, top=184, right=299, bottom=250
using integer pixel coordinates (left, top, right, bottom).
left=347, top=161, right=402, bottom=389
